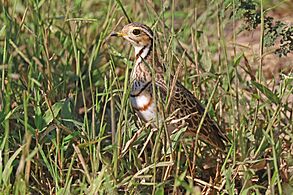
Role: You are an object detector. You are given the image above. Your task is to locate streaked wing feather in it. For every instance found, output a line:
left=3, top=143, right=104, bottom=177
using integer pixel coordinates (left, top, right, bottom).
left=155, top=77, right=228, bottom=150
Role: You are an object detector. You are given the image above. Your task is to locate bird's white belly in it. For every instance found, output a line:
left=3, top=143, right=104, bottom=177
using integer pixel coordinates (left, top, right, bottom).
left=138, top=101, right=156, bottom=122
left=130, top=95, right=156, bottom=122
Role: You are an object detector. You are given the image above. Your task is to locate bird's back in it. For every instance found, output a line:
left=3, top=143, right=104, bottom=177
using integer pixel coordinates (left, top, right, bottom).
left=166, top=81, right=228, bottom=150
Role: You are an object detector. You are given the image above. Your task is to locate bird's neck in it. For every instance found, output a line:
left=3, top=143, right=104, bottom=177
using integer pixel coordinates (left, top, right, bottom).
left=131, top=42, right=153, bottom=82
left=134, top=42, right=152, bottom=66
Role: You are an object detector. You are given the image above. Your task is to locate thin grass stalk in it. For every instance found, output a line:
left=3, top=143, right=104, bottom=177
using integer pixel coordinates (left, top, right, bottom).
left=113, top=59, right=130, bottom=178
left=259, top=0, right=264, bottom=83
left=2, top=16, right=10, bottom=169
left=193, top=79, right=220, bottom=153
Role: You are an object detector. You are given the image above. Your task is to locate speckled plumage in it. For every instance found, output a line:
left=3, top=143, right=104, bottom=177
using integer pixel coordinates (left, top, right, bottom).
left=112, top=22, right=228, bottom=150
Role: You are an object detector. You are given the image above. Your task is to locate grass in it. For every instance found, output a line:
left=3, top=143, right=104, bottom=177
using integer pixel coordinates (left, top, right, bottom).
left=0, top=0, right=292, bottom=194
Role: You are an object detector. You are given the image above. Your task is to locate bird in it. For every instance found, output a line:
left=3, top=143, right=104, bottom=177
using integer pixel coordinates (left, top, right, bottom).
left=111, top=22, right=228, bottom=151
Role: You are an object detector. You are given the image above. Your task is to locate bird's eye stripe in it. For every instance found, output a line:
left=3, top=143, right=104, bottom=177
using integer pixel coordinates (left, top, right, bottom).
left=140, top=28, right=153, bottom=39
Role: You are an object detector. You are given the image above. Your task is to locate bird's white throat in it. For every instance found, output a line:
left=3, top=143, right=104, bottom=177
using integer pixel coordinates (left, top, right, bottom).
left=134, top=43, right=152, bottom=65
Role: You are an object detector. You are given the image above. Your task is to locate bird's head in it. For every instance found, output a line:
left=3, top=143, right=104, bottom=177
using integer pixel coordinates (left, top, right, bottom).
left=111, top=22, right=153, bottom=50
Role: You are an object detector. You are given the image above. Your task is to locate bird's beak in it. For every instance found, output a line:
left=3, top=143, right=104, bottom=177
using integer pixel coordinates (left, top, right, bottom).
left=110, top=31, right=126, bottom=37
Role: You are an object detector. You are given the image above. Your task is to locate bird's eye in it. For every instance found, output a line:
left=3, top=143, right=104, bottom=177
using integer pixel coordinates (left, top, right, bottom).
left=132, top=29, right=141, bottom=35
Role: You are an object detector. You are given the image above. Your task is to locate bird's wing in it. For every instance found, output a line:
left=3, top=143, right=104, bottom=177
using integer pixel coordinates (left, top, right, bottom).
left=155, top=77, right=228, bottom=151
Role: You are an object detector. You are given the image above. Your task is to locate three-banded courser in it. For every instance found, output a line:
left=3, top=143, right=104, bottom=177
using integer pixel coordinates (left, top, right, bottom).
left=111, top=22, right=228, bottom=151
